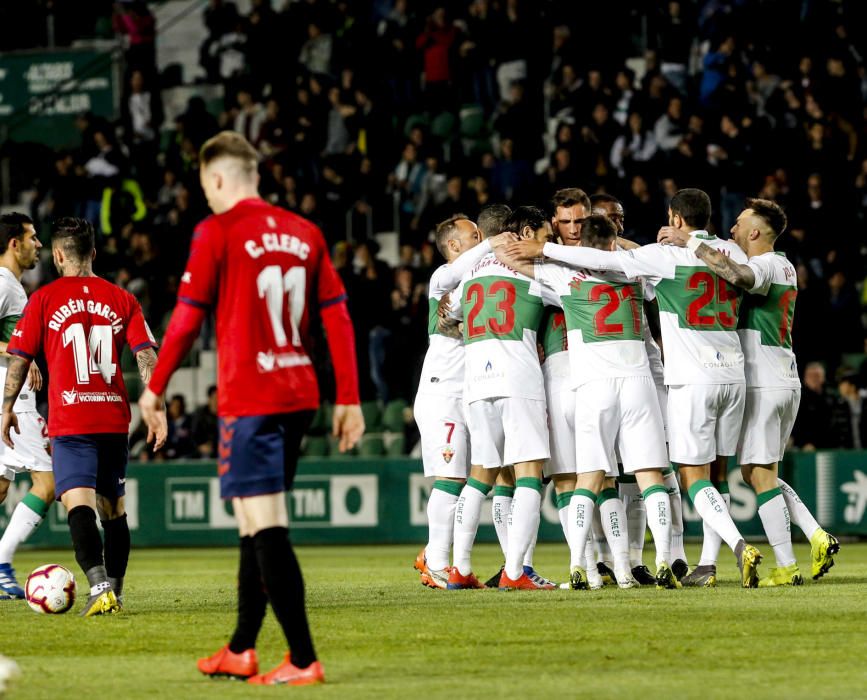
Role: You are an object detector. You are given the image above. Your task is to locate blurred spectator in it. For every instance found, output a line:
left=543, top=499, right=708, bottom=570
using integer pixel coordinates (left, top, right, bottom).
left=792, top=363, right=852, bottom=450
left=192, top=386, right=219, bottom=459
left=113, top=1, right=156, bottom=79
left=164, top=394, right=196, bottom=459
left=838, top=374, right=867, bottom=449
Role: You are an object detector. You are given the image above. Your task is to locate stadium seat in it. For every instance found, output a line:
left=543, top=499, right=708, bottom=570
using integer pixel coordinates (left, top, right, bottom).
left=431, top=111, right=457, bottom=141
left=303, top=435, right=328, bottom=457
left=386, top=434, right=406, bottom=456
left=403, top=113, right=430, bottom=138
left=359, top=434, right=386, bottom=456
left=841, top=353, right=865, bottom=371
left=459, top=105, right=486, bottom=139
left=361, top=401, right=382, bottom=431
left=382, top=399, right=408, bottom=432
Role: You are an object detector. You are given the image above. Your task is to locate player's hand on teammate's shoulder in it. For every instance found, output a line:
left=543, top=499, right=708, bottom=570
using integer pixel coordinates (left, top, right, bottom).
left=503, top=239, right=544, bottom=261
left=332, top=404, right=365, bottom=453
left=27, top=363, right=43, bottom=392
left=616, top=236, right=641, bottom=251
left=1, top=410, right=19, bottom=449
left=657, top=226, right=689, bottom=246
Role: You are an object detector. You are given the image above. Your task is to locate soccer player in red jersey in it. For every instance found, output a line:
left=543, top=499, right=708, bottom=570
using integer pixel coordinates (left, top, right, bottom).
left=138, top=131, right=363, bottom=686
left=1, top=217, right=167, bottom=616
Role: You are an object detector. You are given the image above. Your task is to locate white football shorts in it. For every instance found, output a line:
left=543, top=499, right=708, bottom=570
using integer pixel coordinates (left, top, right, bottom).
left=414, top=393, right=470, bottom=478
left=667, top=383, right=746, bottom=465
left=543, top=354, right=574, bottom=477
left=738, top=388, right=800, bottom=466
left=573, top=375, right=668, bottom=475
left=0, top=412, right=52, bottom=481
left=467, top=397, right=549, bottom=469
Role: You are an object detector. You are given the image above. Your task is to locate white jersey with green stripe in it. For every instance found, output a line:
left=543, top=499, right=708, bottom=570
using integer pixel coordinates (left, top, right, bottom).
left=535, top=260, right=650, bottom=388
left=417, top=240, right=494, bottom=398
left=617, top=234, right=748, bottom=386
left=454, top=252, right=548, bottom=402
left=738, top=251, right=800, bottom=389
left=0, top=267, right=36, bottom=412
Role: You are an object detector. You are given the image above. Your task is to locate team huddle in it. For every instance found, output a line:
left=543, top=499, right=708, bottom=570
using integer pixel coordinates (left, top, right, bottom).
left=413, top=186, right=840, bottom=591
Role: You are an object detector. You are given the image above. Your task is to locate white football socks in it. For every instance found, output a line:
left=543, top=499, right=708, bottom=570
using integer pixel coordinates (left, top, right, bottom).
left=0, top=493, right=49, bottom=564
left=690, top=481, right=742, bottom=556
left=642, top=486, right=672, bottom=567
left=492, top=486, right=514, bottom=560
left=620, top=481, right=646, bottom=567
left=665, top=471, right=687, bottom=565
left=452, top=479, right=490, bottom=576
left=757, top=487, right=796, bottom=567
left=778, top=478, right=821, bottom=540
left=424, top=481, right=461, bottom=571
left=504, top=479, right=542, bottom=580
left=598, top=488, right=630, bottom=572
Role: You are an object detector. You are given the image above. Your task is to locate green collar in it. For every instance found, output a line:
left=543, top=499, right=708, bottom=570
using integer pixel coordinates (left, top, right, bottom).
left=693, top=230, right=716, bottom=240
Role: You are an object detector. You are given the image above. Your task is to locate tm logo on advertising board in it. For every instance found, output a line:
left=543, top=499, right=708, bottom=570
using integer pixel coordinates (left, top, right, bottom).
left=166, top=475, right=378, bottom=530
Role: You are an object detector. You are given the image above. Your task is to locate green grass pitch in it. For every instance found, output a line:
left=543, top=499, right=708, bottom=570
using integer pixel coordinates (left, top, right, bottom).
left=3, top=542, right=866, bottom=699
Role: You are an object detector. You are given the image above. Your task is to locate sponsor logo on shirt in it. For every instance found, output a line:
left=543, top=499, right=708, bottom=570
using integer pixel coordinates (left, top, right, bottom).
left=61, top=388, right=122, bottom=405
left=12, top=329, right=21, bottom=337
left=255, top=350, right=312, bottom=373
left=182, top=272, right=192, bottom=284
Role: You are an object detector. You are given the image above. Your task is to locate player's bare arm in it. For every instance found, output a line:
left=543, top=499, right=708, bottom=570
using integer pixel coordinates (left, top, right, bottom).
left=616, top=236, right=640, bottom=251
left=136, top=347, right=157, bottom=384
left=657, top=226, right=755, bottom=289
left=1, top=355, right=28, bottom=448
left=136, top=348, right=168, bottom=450
left=493, top=247, right=535, bottom=279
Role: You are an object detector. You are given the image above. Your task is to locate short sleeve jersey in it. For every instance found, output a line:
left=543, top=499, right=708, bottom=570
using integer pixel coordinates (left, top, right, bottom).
left=455, top=252, right=548, bottom=403
left=536, top=260, right=650, bottom=388
left=8, top=276, right=157, bottom=436
left=738, top=252, right=799, bottom=389
left=179, top=198, right=347, bottom=417
left=417, top=264, right=465, bottom=397
left=618, top=234, right=748, bottom=385
left=0, top=268, right=36, bottom=412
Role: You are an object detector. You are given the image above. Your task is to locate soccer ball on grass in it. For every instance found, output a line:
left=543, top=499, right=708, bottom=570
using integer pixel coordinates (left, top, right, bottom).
left=24, top=564, right=76, bottom=614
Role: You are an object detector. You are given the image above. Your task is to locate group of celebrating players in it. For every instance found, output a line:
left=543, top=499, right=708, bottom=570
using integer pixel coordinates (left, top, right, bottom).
left=413, top=185, right=841, bottom=591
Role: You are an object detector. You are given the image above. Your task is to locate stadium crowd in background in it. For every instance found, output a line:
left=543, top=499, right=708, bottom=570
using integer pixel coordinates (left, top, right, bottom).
left=6, top=0, right=867, bottom=452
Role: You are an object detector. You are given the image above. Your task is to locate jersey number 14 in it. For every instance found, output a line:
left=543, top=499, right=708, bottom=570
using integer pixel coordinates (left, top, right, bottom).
left=62, top=323, right=117, bottom=383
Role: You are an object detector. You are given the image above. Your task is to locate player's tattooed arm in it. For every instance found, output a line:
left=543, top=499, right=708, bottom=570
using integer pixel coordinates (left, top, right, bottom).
left=1, top=356, right=28, bottom=447
left=135, top=348, right=158, bottom=385
left=2, top=356, right=28, bottom=412
left=693, top=243, right=755, bottom=290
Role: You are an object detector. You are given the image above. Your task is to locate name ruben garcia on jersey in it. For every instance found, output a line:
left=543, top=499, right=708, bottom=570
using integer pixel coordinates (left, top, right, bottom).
left=47, top=298, right=124, bottom=333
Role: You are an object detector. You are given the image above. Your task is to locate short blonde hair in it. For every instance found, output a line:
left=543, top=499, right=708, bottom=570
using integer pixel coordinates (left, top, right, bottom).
left=199, top=131, right=259, bottom=176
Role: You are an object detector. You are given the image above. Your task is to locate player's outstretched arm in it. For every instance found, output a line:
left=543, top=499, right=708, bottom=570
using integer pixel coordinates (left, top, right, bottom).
left=136, top=348, right=167, bottom=451
left=657, top=227, right=755, bottom=289
left=1, top=356, right=28, bottom=448
left=540, top=241, right=627, bottom=272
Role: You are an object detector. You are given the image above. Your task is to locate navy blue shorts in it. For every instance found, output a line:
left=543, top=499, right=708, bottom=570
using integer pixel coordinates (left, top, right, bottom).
left=50, top=434, right=130, bottom=501
left=218, top=412, right=312, bottom=499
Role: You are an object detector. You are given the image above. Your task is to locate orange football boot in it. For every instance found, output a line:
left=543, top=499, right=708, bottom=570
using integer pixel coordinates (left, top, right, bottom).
left=498, top=570, right=555, bottom=590
left=247, top=655, right=325, bottom=686
left=446, top=568, right=486, bottom=589
left=197, top=645, right=258, bottom=678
